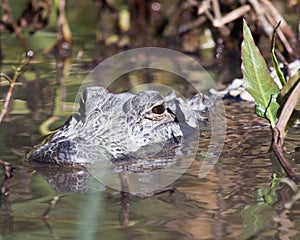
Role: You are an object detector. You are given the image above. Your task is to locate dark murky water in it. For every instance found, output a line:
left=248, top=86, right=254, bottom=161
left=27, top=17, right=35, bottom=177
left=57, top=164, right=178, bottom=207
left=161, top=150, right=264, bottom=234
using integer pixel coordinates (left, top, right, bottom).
left=1, top=2, right=300, bottom=239
left=2, top=93, right=300, bottom=240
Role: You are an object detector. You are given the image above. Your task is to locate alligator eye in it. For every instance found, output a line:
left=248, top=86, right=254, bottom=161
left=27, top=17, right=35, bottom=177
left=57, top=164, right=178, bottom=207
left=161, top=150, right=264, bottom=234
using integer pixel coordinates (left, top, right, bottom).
left=152, top=104, right=165, bottom=114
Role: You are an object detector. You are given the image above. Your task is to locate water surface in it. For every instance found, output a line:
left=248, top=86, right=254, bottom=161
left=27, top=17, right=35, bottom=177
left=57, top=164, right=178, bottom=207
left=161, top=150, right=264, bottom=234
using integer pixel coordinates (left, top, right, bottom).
left=1, top=97, right=300, bottom=239
left=1, top=2, right=300, bottom=239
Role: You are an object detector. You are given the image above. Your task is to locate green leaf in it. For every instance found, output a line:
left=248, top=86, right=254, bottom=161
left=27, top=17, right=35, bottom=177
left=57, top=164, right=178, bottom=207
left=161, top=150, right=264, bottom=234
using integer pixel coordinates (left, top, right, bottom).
left=270, top=22, right=286, bottom=87
left=280, top=70, right=300, bottom=110
left=241, top=19, right=280, bottom=127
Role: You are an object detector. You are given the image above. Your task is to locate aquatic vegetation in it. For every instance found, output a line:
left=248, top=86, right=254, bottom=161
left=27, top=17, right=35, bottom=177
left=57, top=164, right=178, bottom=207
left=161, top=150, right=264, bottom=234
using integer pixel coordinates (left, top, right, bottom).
left=241, top=19, right=300, bottom=181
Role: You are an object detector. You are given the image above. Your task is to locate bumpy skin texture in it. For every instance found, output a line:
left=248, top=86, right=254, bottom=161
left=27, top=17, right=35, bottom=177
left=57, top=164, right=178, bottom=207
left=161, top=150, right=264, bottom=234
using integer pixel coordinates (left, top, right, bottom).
left=29, top=87, right=205, bottom=164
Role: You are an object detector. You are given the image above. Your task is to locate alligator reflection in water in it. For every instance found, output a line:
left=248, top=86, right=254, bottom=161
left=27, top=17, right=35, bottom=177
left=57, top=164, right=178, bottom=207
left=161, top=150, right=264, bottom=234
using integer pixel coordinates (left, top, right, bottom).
left=32, top=146, right=199, bottom=228
left=32, top=163, right=104, bottom=193
left=32, top=140, right=201, bottom=195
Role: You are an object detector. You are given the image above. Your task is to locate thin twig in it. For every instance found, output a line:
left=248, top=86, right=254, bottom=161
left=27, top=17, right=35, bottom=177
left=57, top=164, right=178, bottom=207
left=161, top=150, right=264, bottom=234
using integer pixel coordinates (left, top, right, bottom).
left=0, top=73, right=12, bottom=83
left=197, top=0, right=210, bottom=15
left=179, top=15, right=207, bottom=34
left=0, top=52, right=32, bottom=123
left=265, top=12, right=294, bottom=57
left=260, top=0, right=296, bottom=42
left=248, top=0, right=273, bottom=35
left=212, top=5, right=251, bottom=28
left=212, top=0, right=221, bottom=20
left=248, top=0, right=295, bottom=57
left=42, top=196, right=61, bottom=220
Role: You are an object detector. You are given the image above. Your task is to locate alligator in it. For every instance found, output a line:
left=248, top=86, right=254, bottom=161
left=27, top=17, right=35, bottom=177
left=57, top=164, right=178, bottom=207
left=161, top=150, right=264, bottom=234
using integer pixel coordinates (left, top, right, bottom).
left=28, top=86, right=210, bottom=165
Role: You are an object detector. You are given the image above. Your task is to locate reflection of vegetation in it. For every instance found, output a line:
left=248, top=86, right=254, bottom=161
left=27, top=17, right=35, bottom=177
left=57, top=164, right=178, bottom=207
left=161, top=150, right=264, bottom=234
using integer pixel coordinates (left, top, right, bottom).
left=0, top=159, right=14, bottom=198
left=241, top=174, right=300, bottom=239
left=241, top=20, right=300, bottom=181
left=241, top=174, right=281, bottom=239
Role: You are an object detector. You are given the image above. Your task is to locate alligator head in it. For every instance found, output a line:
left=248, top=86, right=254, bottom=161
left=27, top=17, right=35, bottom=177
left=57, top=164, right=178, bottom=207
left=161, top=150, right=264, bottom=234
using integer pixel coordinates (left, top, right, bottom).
left=28, top=86, right=201, bottom=164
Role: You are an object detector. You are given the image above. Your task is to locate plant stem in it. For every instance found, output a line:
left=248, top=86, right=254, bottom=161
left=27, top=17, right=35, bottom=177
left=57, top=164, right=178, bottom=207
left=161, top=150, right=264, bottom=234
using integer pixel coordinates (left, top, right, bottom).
left=277, top=79, right=300, bottom=143
left=271, top=79, right=300, bottom=181
left=0, top=53, right=32, bottom=123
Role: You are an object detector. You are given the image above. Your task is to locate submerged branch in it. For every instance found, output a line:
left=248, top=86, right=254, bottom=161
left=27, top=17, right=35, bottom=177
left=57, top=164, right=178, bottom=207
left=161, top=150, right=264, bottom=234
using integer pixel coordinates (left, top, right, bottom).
left=271, top=80, right=300, bottom=182
left=0, top=159, right=14, bottom=197
left=42, top=196, right=61, bottom=220
left=271, top=128, right=298, bottom=181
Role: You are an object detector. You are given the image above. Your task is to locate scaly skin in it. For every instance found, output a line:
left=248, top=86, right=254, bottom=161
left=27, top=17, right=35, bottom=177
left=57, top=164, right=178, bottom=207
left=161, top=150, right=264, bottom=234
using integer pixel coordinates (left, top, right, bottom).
left=28, top=86, right=207, bottom=164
